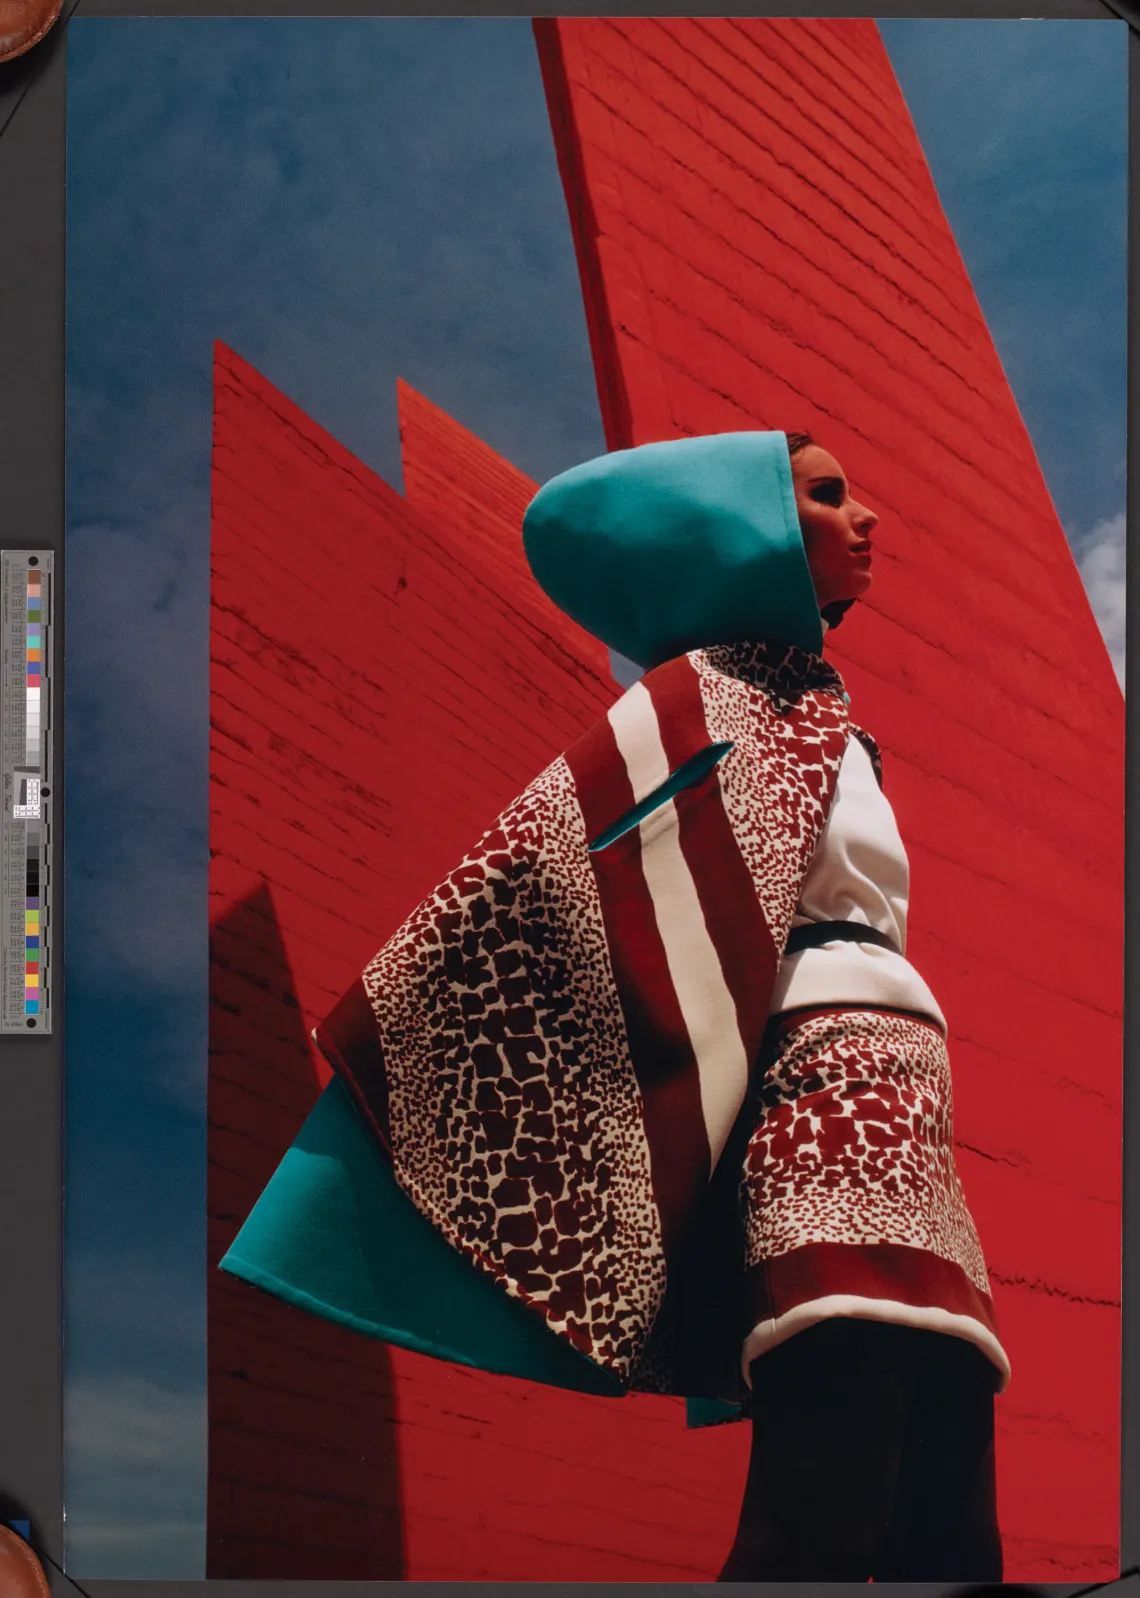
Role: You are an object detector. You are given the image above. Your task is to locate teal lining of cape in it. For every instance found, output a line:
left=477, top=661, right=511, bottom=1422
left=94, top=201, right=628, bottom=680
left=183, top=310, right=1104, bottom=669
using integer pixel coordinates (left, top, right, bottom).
left=221, top=1076, right=625, bottom=1396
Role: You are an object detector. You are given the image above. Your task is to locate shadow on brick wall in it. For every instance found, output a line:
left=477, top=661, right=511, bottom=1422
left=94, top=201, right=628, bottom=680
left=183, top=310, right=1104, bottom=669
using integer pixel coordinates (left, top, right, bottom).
left=206, top=882, right=404, bottom=1579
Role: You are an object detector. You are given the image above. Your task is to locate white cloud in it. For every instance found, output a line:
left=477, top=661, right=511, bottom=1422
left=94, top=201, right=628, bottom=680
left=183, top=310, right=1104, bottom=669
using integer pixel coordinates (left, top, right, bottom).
left=1077, top=510, right=1126, bottom=689
left=69, top=1374, right=203, bottom=1470
left=66, top=1373, right=205, bottom=1578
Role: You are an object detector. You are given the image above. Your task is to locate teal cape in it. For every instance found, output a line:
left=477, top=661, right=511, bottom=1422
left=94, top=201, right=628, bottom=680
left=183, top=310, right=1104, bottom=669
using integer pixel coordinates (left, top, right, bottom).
left=221, top=431, right=819, bottom=1424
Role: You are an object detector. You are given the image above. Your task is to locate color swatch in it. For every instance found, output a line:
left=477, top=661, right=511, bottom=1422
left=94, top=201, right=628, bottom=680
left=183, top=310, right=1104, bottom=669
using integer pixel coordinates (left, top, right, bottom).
left=26, top=568, right=42, bottom=770
left=2, top=552, right=52, bottom=1033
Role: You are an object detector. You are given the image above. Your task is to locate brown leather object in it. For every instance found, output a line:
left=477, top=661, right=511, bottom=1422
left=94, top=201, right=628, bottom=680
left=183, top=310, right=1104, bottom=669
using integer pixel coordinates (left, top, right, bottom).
left=0, top=1526, right=50, bottom=1598
left=0, top=0, right=62, bottom=65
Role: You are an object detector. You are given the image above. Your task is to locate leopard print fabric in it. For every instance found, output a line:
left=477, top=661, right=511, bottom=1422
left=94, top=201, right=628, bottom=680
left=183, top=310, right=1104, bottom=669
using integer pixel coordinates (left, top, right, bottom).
left=356, top=642, right=852, bottom=1387
left=743, top=1008, right=990, bottom=1295
left=364, top=753, right=664, bottom=1378
left=697, top=641, right=850, bottom=954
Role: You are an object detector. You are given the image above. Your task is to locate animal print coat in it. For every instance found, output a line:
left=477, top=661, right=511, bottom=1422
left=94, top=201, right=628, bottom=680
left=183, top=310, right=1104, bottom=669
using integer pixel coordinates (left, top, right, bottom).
left=315, top=639, right=851, bottom=1396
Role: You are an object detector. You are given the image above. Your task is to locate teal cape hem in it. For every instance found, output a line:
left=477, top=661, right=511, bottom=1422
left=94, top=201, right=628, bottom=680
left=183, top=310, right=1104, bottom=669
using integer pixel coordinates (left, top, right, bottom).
left=220, top=1076, right=625, bottom=1398
left=222, top=1080, right=743, bottom=1424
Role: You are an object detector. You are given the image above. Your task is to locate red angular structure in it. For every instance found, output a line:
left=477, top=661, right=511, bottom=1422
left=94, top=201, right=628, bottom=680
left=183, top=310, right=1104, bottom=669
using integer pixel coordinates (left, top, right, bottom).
left=208, top=17, right=1123, bottom=1581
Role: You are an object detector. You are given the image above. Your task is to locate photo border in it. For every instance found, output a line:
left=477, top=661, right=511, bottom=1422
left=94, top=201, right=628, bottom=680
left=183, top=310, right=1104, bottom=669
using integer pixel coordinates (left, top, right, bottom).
left=0, top=0, right=1130, bottom=1590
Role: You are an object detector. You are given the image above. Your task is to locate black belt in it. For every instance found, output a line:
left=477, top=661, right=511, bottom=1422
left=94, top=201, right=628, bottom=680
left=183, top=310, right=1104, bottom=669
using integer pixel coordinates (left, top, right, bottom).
left=783, top=921, right=900, bottom=957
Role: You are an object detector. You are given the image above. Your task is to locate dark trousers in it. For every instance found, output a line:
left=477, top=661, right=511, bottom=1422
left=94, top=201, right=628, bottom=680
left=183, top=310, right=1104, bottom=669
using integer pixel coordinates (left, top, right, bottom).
left=718, top=1317, right=1003, bottom=1582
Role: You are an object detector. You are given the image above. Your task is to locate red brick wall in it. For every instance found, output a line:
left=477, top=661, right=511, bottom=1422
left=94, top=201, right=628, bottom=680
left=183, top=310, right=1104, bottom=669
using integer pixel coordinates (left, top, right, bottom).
left=209, top=346, right=764, bottom=1579
left=397, top=379, right=612, bottom=684
left=208, top=883, right=405, bottom=1577
left=535, top=16, right=1124, bottom=1581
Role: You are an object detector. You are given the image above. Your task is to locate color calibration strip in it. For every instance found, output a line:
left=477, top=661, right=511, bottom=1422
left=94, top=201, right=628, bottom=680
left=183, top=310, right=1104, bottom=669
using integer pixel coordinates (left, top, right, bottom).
left=2, top=551, right=53, bottom=1034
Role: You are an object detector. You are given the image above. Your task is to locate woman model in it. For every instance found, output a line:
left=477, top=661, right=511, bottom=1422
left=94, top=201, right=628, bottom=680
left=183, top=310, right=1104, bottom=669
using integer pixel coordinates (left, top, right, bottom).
left=224, top=428, right=1008, bottom=1582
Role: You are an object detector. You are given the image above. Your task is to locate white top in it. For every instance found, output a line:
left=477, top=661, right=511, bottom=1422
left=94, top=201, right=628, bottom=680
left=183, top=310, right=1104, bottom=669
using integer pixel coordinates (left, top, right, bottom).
left=770, top=733, right=947, bottom=1032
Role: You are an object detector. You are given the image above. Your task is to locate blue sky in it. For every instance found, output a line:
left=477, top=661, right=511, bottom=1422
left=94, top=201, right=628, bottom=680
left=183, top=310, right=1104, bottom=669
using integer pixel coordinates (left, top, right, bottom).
left=63, top=16, right=1126, bottom=1578
left=879, top=18, right=1127, bottom=679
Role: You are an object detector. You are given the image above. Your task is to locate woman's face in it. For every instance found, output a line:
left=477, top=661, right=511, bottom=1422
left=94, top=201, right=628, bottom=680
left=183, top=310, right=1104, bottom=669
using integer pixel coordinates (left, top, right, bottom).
left=790, top=444, right=878, bottom=610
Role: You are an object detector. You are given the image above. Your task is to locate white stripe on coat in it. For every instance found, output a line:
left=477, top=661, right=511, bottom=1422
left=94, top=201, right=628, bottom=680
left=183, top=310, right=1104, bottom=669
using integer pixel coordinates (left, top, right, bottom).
left=606, top=683, right=749, bottom=1167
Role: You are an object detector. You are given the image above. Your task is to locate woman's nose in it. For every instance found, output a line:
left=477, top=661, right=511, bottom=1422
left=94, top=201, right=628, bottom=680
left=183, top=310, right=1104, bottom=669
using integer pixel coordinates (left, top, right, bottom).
left=853, top=501, right=878, bottom=536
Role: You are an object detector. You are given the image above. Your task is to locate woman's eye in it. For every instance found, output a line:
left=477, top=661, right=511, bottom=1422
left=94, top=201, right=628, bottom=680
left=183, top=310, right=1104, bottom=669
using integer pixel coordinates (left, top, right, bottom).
left=811, top=484, right=842, bottom=506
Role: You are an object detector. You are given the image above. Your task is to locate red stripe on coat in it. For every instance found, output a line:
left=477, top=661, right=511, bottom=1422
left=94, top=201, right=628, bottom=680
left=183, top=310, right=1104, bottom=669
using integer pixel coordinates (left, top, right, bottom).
left=646, top=658, right=779, bottom=1084
left=561, top=695, right=638, bottom=841
left=564, top=703, right=710, bottom=1258
left=747, top=1240, right=1002, bottom=1345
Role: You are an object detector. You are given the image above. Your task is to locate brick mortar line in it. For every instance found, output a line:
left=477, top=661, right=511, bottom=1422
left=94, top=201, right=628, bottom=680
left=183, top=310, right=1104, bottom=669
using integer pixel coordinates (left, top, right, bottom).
left=613, top=18, right=954, bottom=276
left=606, top=201, right=1052, bottom=523
left=210, top=592, right=605, bottom=756
left=575, top=46, right=981, bottom=340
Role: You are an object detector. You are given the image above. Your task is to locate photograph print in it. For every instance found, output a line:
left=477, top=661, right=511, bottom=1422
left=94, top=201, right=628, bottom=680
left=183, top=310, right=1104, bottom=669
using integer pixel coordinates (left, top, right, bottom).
left=63, top=13, right=1125, bottom=1582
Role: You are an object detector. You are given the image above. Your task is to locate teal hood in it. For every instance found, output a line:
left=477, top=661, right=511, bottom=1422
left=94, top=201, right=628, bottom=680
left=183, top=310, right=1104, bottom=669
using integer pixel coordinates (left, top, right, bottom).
left=522, top=431, right=823, bottom=668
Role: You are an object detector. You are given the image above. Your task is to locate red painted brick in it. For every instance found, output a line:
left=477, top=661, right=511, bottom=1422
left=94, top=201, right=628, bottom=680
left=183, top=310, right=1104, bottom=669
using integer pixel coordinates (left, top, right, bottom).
left=397, top=382, right=613, bottom=687
left=534, top=17, right=1123, bottom=1581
